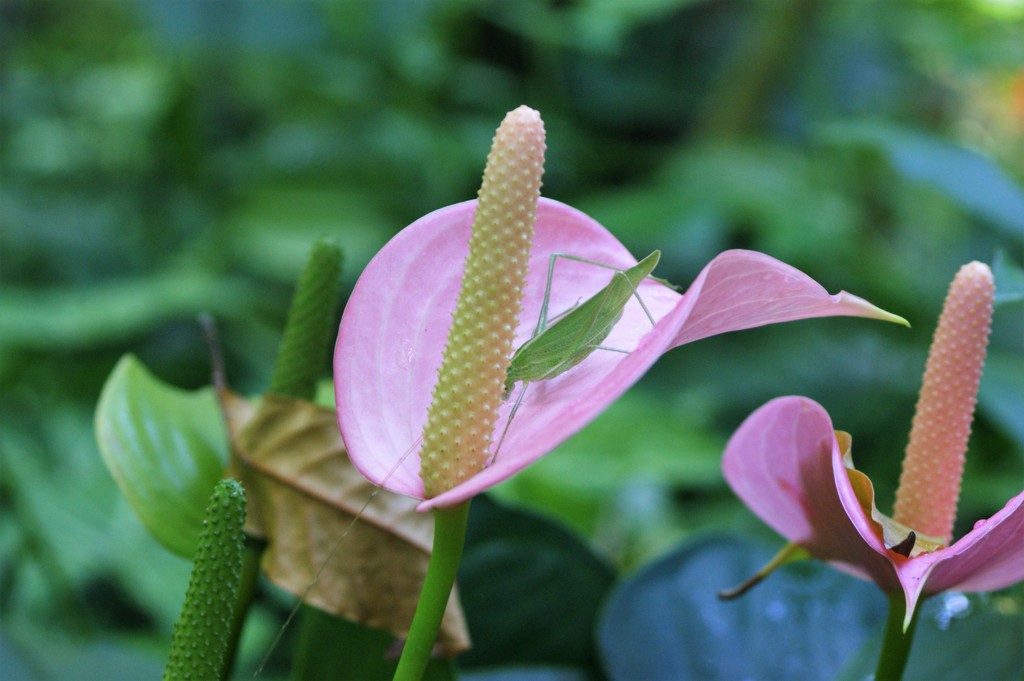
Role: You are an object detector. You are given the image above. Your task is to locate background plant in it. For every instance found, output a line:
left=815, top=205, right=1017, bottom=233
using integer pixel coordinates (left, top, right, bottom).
left=2, top=1, right=1022, bottom=679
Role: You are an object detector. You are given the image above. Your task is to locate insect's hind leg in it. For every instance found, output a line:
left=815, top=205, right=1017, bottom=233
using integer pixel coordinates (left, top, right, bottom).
left=612, top=266, right=657, bottom=327
left=489, top=382, right=530, bottom=465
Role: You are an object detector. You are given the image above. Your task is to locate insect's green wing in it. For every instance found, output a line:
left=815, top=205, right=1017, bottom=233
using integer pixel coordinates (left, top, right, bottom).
left=504, top=250, right=661, bottom=395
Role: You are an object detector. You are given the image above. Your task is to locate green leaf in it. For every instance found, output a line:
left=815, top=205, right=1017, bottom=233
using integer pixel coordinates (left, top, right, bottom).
left=902, top=591, right=1024, bottom=681
left=95, top=355, right=229, bottom=557
left=0, top=270, right=257, bottom=351
left=836, top=589, right=1024, bottom=681
left=993, top=250, right=1024, bottom=306
left=979, top=349, right=1024, bottom=451
left=581, top=140, right=860, bottom=268
left=458, top=496, right=615, bottom=675
left=597, top=535, right=886, bottom=680
left=0, top=625, right=165, bottom=681
left=228, top=183, right=387, bottom=284
left=819, top=122, right=1024, bottom=239
left=289, top=606, right=458, bottom=681
left=290, top=607, right=393, bottom=681
left=461, top=668, right=592, bottom=681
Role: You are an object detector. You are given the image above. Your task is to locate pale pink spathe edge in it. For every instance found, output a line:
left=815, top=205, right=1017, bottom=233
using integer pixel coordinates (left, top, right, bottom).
left=335, top=198, right=680, bottom=507
left=336, top=198, right=905, bottom=511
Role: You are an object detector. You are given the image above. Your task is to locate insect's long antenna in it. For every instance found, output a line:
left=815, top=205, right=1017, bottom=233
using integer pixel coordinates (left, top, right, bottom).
left=253, top=434, right=424, bottom=677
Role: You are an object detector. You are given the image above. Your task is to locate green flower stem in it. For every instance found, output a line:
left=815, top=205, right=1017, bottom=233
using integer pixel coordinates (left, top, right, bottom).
left=270, top=239, right=343, bottom=400
left=874, top=593, right=921, bottom=681
left=393, top=502, right=471, bottom=681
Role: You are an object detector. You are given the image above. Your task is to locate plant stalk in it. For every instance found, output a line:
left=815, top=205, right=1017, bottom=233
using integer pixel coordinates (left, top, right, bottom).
left=392, top=502, right=471, bottom=681
left=874, top=592, right=920, bottom=681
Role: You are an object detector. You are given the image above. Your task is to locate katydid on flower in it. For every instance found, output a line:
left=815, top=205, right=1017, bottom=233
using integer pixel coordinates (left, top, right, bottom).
left=503, top=249, right=663, bottom=398
left=490, top=249, right=664, bottom=463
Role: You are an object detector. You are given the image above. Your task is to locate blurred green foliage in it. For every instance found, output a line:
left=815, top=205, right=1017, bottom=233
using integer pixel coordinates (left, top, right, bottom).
left=2, top=0, right=1022, bottom=678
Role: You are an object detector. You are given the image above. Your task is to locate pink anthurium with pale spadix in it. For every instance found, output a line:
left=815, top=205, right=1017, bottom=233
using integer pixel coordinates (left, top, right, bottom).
left=722, top=262, right=1024, bottom=681
left=335, top=154, right=906, bottom=512
left=334, top=105, right=905, bottom=680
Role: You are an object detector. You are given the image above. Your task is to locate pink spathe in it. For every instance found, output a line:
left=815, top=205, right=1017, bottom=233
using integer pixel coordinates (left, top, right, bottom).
left=335, top=197, right=904, bottom=511
left=723, top=261, right=1022, bottom=626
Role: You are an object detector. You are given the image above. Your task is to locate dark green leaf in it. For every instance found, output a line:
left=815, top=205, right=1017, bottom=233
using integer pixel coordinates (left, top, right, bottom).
left=993, top=250, right=1024, bottom=306
left=0, top=625, right=164, bottom=681
left=819, top=122, right=1024, bottom=239
left=0, top=270, right=256, bottom=350
left=458, top=497, right=615, bottom=674
left=979, top=349, right=1024, bottom=452
left=598, top=535, right=886, bottom=680
left=904, top=592, right=1024, bottom=681
left=290, top=607, right=392, bottom=681
left=836, top=589, right=1024, bottom=681
left=287, top=606, right=455, bottom=681
left=461, top=667, right=593, bottom=681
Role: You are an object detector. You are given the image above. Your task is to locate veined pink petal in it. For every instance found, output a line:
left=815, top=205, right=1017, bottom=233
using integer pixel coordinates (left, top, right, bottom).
left=724, top=396, right=1024, bottom=625
left=336, top=199, right=901, bottom=510
left=335, top=198, right=682, bottom=506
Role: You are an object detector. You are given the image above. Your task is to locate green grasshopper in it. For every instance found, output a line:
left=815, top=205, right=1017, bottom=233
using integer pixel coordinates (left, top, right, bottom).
left=491, top=250, right=664, bottom=462
left=504, top=249, right=662, bottom=398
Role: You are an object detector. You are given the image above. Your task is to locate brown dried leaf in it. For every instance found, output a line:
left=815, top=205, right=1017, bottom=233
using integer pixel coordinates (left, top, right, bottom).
left=230, top=392, right=470, bottom=656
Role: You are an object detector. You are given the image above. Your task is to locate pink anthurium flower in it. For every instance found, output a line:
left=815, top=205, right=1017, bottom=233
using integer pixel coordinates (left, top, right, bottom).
left=723, top=262, right=1024, bottom=628
left=335, top=196, right=905, bottom=511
